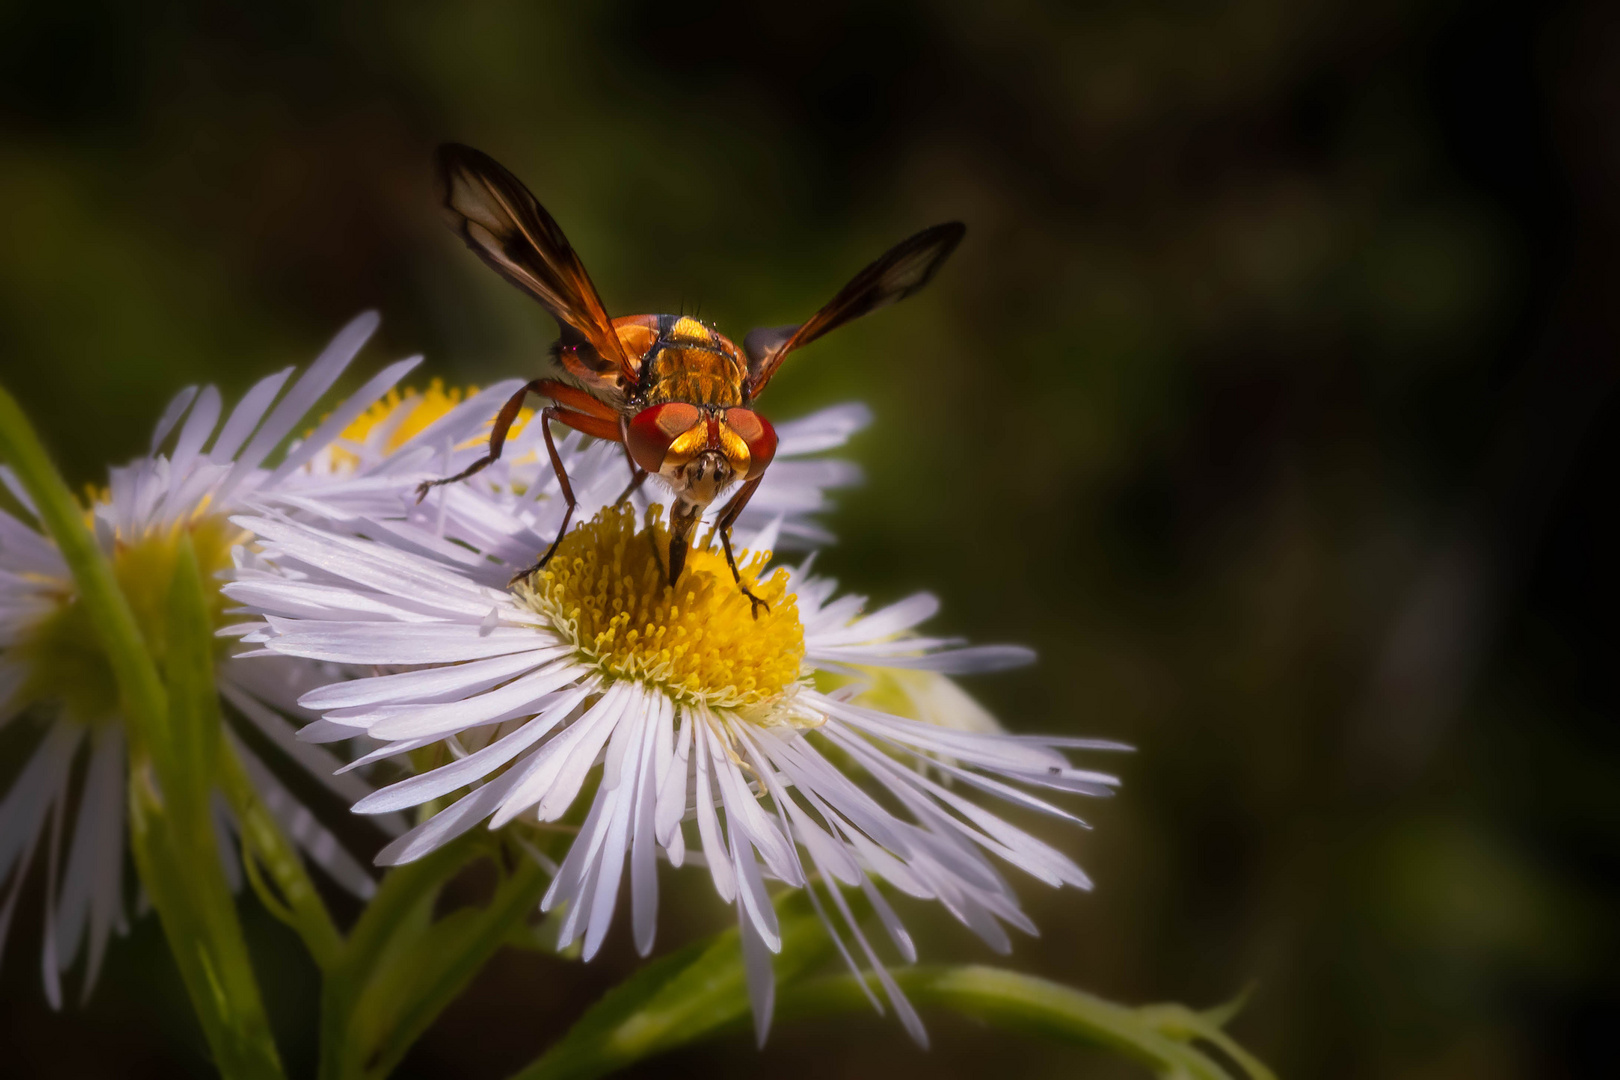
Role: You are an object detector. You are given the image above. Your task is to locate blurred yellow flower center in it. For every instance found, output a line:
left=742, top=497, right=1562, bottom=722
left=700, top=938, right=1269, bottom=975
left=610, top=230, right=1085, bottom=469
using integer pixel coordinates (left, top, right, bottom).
left=19, top=509, right=243, bottom=726
left=327, top=380, right=532, bottom=470
left=514, top=505, right=804, bottom=710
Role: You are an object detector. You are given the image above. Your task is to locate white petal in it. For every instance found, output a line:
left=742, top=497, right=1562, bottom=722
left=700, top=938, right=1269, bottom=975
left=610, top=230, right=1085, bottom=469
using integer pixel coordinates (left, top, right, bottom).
left=367, top=657, right=585, bottom=741
left=267, top=356, right=422, bottom=484
left=629, top=716, right=660, bottom=956
left=740, top=895, right=776, bottom=1048
left=210, top=368, right=295, bottom=464
left=353, top=682, right=593, bottom=813
left=226, top=311, right=379, bottom=485
left=691, top=717, right=736, bottom=902
left=581, top=717, right=645, bottom=961
left=298, top=651, right=542, bottom=710
left=149, top=386, right=200, bottom=453
left=266, top=622, right=551, bottom=666
left=375, top=765, right=524, bottom=865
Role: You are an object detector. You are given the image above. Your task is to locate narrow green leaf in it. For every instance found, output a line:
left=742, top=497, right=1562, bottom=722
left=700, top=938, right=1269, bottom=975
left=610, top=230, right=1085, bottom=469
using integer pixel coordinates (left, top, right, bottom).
left=518, top=953, right=1275, bottom=1080
left=1137, top=1001, right=1277, bottom=1080
left=355, top=857, right=553, bottom=1080
left=1198, top=983, right=1255, bottom=1031
left=320, top=832, right=490, bottom=1080
left=218, top=737, right=344, bottom=970
left=780, top=967, right=1272, bottom=1080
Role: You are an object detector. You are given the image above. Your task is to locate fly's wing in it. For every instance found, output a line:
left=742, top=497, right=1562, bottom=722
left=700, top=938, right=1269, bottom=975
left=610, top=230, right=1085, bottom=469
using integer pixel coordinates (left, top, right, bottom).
left=437, top=144, right=635, bottom=397
left=743, top=221, right=965, bottom=400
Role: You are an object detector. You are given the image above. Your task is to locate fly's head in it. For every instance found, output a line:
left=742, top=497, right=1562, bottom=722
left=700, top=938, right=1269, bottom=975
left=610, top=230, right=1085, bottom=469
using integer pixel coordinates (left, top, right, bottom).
left=625, top=403, right=777, bottom=511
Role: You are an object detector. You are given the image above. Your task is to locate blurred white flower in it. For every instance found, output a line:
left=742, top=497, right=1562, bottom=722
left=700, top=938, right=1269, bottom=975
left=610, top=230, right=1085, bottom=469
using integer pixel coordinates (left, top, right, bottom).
left=0, top=312, right=416, bottom=1005
left=225, top=499, right=1125, bottom=1044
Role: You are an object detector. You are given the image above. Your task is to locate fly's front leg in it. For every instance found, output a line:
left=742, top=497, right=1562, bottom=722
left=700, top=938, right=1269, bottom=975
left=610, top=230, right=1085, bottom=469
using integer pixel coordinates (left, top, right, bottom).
left=415, top=379, right=541, bottom=502
left=507, top=406, right=578, bottom=586
left=714, top=476, right=767, bottom=618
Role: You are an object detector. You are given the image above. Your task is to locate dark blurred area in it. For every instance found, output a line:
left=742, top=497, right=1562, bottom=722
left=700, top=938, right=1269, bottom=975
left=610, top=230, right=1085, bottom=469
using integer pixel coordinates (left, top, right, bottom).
left=2, top=0, right=1617, bottom=1076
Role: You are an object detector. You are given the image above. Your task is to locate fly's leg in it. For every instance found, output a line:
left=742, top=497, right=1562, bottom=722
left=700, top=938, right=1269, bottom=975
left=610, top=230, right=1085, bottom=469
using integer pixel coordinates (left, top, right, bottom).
left=615, top=468, right=650, bottom=505
left=506, top=406, right=579, bottom=586
left=414, top=380, right=540, bottom=502
left=715, top=476, right=767, bottom=618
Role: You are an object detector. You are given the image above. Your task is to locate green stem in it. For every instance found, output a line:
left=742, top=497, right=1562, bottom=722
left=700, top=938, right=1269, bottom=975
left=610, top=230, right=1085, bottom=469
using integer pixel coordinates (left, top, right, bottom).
left=0, top=385, right=166, bottom=750
left=217, top=737, right=344, bottom=970
left=127, top=761, right=287, bottom=1080
left=150, top=536, right=289, bottom=1077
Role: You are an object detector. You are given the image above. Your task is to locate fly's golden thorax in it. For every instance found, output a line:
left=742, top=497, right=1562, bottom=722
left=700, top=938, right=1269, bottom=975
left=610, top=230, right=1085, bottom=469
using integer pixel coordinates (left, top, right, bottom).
left=613, top=314, right=748, bottom=408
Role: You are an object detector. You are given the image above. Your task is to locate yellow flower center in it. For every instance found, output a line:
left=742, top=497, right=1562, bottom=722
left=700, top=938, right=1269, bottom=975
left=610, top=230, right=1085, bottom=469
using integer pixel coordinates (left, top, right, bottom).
left=18, top=513, right=244, bottom=726
left=513, top=505, right=804, bottom=711
left=326, top=380, right=532, bottom=471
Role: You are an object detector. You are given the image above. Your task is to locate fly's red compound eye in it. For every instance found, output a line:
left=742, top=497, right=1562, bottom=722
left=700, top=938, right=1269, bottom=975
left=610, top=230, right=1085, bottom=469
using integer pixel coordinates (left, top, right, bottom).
left=626, top=403, right=703, bottom=472
left=724, top=408, right=777, bottom=480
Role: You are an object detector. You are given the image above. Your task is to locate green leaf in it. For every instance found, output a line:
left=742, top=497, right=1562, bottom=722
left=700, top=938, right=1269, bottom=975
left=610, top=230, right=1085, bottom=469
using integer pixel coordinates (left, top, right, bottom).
left=511, top=891, right=833, bottom=1080
left=352, top=856, right=553, bottom=1080
left=1136, top=999, right=1276, bottom=1080
left=515, top=944, right=1276, bottom=1080
left=218, top=737, right=344, bottom=970
left=319, top=832, right=491, bottom=1080
left=782, top=967, right=1273, bottom=1080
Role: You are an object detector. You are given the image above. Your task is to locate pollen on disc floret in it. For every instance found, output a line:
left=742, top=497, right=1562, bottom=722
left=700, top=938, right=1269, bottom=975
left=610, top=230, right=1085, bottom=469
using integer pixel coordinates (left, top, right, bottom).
left=512, top=504, right=805, bottom=711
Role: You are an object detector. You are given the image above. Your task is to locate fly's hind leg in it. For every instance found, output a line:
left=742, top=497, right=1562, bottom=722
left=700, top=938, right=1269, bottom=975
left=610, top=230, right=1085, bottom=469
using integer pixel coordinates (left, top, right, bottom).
left=714, top=477, right=767, bottom=619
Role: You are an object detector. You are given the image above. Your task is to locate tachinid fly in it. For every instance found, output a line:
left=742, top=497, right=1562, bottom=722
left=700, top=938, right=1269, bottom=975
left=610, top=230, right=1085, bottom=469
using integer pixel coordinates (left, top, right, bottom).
left=419, top=143, right=964, bottom=615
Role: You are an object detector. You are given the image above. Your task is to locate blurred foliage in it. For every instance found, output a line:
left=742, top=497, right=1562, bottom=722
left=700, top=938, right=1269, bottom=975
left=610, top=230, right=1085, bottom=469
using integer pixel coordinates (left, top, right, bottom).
left=1, top=0, right=1616, bottom=1077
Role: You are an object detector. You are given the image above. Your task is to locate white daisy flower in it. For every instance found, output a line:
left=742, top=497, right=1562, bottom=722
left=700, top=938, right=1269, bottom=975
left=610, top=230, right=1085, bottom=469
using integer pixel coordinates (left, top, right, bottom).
left=0, top=312, right=419, bottom=1005
left=224, top=500, right=1125, bottom=1044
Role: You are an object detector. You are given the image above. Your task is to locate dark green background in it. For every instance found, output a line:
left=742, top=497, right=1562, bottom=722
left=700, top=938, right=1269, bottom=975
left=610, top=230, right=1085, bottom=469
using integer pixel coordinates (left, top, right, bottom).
left=1, top=1, right=1615, bottom=1077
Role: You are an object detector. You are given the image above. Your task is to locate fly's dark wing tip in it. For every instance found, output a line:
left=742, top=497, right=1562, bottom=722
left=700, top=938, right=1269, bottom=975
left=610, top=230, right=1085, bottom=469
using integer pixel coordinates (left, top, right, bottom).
left=928, top=221, right=967, bottom=254
left=893, top=221, right=966, bottom=297
left=434, top=143, right=511, bottom=196
left=436, top=142, right=485, bottom=168
left=434, top=143, right=478, bottom=211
